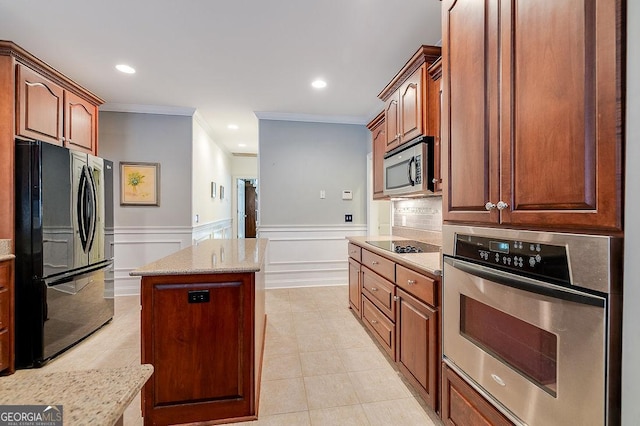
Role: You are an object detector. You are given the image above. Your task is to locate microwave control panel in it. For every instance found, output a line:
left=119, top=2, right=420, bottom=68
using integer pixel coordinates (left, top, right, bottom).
left=454, top=233, right=570, bottom=284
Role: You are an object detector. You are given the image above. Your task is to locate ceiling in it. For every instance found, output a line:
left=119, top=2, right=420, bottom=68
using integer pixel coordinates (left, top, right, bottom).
left=0, top=0, right=442, bottom=155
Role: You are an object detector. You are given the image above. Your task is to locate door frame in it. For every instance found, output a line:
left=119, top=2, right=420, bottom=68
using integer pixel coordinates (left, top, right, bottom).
left=232, top=175, right=257, bottom=239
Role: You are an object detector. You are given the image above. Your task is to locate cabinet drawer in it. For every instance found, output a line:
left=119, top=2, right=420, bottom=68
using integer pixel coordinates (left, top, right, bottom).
left=362, top=296, right=395, bottom=360
left=0, top=288, right=9, bottom=330
left=361, top=249, right=395, bottom=282
left=0, top=260, right=10, bottom=290
left=362, top=266, right=395, bottom=320
left=396, top=264, right=437, bottom=307
left=0, top=328, right=9, bottom=372
left=348, top=243, right=362, bottom=262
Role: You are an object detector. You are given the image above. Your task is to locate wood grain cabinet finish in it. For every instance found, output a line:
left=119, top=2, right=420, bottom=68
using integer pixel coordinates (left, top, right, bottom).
left=367, top=112, right=388, bottom=200
left=348, top=258, right=362, bottom=318
left=348, top=242, right=362, bottom=263
left=16, top=64, right=64, bottom=146
left=396, top=288, right=438, bottom=411
left=441, top=0, right=624, bottom=232
left=0, top=259, right=14, bottom=374
left=427, top=58, right=443, bottom=193
left=362, top=266, right=396, bottom=320
left=442, top=363, right=514, bottom=426
left=378, top=45, right=442, bottom=153
left=362, top=295, right=396, bottom=359
left=141, top=272, right=259, bottom=425
left=64, top=91, right=97, bottom=154
left=361, top=249, right=395, bottom=282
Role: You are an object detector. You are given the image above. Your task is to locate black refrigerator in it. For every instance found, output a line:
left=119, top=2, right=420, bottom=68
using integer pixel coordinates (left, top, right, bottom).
left=14, top=140, right=114, bottom=368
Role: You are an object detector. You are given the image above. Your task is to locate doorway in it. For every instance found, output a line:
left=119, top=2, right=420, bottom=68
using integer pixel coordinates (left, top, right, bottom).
left=236, top=178, right=257, bottom=238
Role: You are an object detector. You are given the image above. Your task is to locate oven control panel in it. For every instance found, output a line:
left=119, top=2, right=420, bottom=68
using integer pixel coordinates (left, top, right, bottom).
left=454, top=234, right=571, bottom=284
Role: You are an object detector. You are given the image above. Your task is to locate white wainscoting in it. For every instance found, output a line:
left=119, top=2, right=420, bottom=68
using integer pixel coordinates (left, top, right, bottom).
left=192, top=219, right=233, bottom=243
left=258, top=225, right=367, bottom=289
left=113, top=226, right=193, bottom=296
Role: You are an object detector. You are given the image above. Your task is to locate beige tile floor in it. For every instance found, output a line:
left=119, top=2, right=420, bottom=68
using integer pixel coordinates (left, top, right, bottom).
left=39, top=285, right=442, bottom=426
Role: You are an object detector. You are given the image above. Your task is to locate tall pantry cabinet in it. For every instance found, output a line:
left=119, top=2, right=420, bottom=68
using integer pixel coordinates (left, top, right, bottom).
left=441, top=0, right=624, bottom=233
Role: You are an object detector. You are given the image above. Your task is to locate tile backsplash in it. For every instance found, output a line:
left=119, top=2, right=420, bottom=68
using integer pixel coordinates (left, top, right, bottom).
left=392, top=197, right=443, bottom=232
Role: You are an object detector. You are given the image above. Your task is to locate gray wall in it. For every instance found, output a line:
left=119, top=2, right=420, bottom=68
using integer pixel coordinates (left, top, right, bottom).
left=622, top=2, right=639, bottom=424
left=259, top=120, right=369, bottom=225
left=98, top=112, right=193, bottom=227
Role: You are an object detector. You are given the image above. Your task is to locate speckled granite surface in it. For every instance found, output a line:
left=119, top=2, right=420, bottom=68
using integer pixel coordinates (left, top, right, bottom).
left=130, top=238, right=269, bottom=276
left=0, top=239, right=13, bottom=261
left=0, top=364, right=153, bottom=425
left=347, top=235, right=442, bottom=276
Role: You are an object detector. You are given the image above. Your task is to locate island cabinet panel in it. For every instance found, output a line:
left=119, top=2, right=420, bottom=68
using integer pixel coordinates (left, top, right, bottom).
left=441, top=0, right=623, bottom=232
left=0, top=259, right=14, bottom=374
left=141, top=272, right=257, bottom=425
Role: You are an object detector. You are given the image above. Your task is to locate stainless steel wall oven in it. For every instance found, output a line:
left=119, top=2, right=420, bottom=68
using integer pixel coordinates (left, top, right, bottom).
left=442, top=225, right=622, bottom=426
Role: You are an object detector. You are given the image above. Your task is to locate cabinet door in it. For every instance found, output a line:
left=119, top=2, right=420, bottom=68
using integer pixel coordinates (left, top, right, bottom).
left=64, top=91, right=96, bottom=154
left=396, top=289, right=438, bottom=411
left=371, top=118, right=387, bottom=199
left=384, top=95, right=400, bottom=152
left=441, top=0, right=500, bottom=224
left=499, top=0, right=622, bottom=231
left=16, top=64, right=64, bottom=145
left=442, top=363, right=513, bottom=426
left=399, top=65, right=424, bottom=145
left=348, top=258, right=361, bottom=317
left=428, top=60, right=443, bottom=193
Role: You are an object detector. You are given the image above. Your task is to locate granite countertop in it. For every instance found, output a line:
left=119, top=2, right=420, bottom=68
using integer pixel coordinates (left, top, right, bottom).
left=130, top=238, right=269, bottom=277
left=347, top=235, right=442, bottom=276
left=0, top=364, right=153, bottom=426
left=0, top=239, right=14, bottom=261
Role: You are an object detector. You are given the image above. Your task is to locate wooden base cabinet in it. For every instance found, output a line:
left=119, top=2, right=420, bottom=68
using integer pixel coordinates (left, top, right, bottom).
left=396, top=288, right=438, bottom=410
left=348, top=258, right=361, bottom=318
left=0, top=259, right=14, bottom=374
left=141, top=272, right=262, bottom=425
left=442, top=363, right=513, bottom=426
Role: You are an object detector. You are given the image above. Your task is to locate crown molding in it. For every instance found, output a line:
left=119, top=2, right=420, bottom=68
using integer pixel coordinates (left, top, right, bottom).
left=99, top=103, right=196, bottom=116
left=254, top=111, right=368, bottom=126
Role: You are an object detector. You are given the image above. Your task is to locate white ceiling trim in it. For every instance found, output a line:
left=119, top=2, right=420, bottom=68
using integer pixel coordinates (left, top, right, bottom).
left=100, top=103, right=196, bottom=116
left=254, top=111, right=368, bottom=126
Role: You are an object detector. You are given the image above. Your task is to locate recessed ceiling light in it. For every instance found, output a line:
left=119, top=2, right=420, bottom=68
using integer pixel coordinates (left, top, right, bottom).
left=311, top=79, right=327, bottom=89
left=227, top=124, right=239, bottom=130
left=238, top=143, right=247, bottom=147
left=115, top=64, right=136, bottom=74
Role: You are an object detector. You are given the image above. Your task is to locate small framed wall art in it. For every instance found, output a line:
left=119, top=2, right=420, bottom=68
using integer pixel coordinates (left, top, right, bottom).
left=120, top=162, right=160, bottom=206
left=220, top=185, right=225, bottom=200
left=211, top=182, right=217, bottom=198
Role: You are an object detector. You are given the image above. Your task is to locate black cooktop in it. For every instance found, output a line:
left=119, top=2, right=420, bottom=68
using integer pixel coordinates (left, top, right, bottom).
left=366, top=240, right=441, bottom=254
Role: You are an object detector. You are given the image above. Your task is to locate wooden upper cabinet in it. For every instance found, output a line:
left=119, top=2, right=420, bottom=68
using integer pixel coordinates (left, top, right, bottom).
left=428, top=58, right=443, bottom=193
left=64, top=91, right=96, bottom=154
left=16, top=64, right=64, bottom=146
left=367, top=112, right=387, bottom=200
left=379, top=46, right=441, bottom=153
left=442, top=0, right=623, bottom=232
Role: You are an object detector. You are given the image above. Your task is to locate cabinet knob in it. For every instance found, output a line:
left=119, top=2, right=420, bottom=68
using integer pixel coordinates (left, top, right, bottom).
left=407, top=279, right=416, bottom=286
left=371, top=287, right=378, bottom=292
left=371, top=320, right=378, bottom=325
left=432, top=178, right=438, bottom=184
left=393, top=296, right=400, bottom=301
left=372, top=261, right=379, bottom=265
left=485, top=202, right=497, bottom=211
left=497, top=201, right=509, bottom=210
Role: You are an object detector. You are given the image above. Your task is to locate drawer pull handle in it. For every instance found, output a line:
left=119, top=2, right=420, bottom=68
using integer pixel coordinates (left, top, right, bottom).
left=371, top=320, right=378, bottom=324
left=407, top=279, right=417, bottom=285
left=371, top=287, right=378, bottom=291
left=372, top=261, right=379, bottom=265
left=393, top=296, right=400, bottom=301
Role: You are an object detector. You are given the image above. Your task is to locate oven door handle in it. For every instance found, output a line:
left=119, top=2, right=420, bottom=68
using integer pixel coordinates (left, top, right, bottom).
left=444, top=257, right=605, bottom=307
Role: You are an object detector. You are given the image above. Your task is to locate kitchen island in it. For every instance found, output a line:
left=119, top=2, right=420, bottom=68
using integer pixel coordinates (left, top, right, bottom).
left=130, top=238, right=268, bottom=425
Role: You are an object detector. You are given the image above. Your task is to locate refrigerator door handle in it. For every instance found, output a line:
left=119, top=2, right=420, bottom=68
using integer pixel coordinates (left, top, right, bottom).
left=86, top=166, right=98, bottom=253
left=77, top=165, right=97, bottom=254
left=44, top=259, right=113, bottom=287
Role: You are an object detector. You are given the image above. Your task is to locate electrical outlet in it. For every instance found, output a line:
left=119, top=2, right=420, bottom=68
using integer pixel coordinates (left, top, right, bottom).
left=345, top=214, right=353, bottom=222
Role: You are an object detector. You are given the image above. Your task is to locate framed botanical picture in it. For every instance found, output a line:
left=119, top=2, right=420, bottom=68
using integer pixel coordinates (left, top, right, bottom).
left=120, top=162, right=160, bottom=206
left=211, top=182, right=217, bottom=198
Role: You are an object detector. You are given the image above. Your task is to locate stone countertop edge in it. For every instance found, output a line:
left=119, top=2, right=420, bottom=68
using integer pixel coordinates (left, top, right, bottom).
left=0, top=364, right=153, bottom=426
left=130, top=238, right=269, bottom=277
left=0, top=239, right=13, bottom=261
left=347, top=235, right=442, bottom=276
